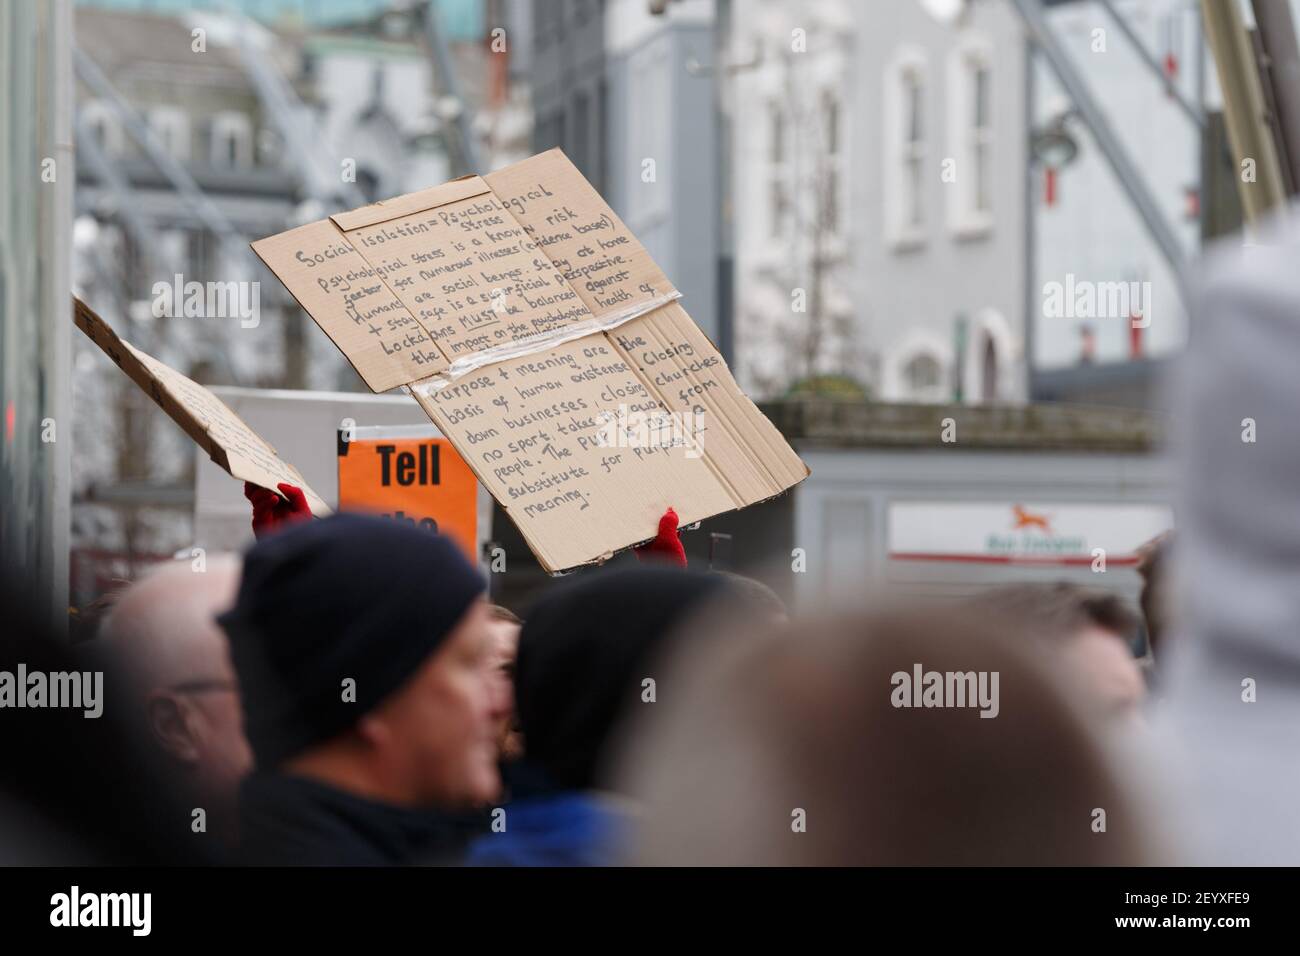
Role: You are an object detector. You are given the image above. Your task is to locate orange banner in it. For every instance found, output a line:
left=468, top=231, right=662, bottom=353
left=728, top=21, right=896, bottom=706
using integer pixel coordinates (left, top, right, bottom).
left=338, top=436, right=478, bottom=562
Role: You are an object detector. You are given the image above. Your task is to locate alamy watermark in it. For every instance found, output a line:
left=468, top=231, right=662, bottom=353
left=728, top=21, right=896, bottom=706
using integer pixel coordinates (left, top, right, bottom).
left=891, top=663, right=1000, bottom=718
left=0, top=664, right=103, bottom=718
left=1042, top=273, right=1151, bottom=328
left=151, top=274, right=260, bottom=328
left=595, top=404, right=706, bottom=460
left=50, top=886, right=150, bottom=936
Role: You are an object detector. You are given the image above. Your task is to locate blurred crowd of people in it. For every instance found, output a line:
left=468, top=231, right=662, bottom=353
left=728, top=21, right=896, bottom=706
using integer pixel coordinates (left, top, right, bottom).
left=6, top=495, right=1175, bottom=867
left=4, top=214, right=1300, bottom=867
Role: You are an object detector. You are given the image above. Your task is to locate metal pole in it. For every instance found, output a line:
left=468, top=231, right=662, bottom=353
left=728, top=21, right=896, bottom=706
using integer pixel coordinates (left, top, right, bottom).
left=47, top=0, right=74, bottom=634
left=1251, top=0, right=1300, bottom=196
left=1196, top=0, right=1207, bottom=236
left=1010, top=0, right=1189, bottom=295
left=1200, top=0, right=1288, bottom=221
left=422, top=0, right=483, bottom=175
left=715, top=0, right=734, bottom=365
left=1024, top=39, right=1038, bottom=401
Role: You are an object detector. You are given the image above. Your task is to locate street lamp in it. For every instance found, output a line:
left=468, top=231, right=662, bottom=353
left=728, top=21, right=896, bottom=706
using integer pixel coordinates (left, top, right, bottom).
left=1031, top=109, right=1080, bottom=206
left=1031, top=111, right=1080, bottom=169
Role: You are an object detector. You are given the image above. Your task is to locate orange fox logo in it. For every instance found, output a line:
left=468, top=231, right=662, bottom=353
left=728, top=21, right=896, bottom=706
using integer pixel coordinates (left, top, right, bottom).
left=1012, top=505, right=1051, bottom=533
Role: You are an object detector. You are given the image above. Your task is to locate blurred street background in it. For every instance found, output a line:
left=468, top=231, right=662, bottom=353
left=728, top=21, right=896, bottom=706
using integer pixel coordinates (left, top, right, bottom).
left=5, top=0, right=1294, bottom=633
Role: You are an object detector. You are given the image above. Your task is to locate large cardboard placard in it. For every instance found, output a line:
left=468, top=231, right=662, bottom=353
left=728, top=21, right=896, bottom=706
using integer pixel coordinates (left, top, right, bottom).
left=74, top=297, right=330, bottom=517
left=253, top=149, right=807, bottom=571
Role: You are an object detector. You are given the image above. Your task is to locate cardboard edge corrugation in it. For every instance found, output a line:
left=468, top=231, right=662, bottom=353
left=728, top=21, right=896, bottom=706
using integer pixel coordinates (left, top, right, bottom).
left=626, top=305, right=809, bottom=499
left=73, top=297, right=232, bottom=470
left=73, top=296, right=331, bottom=517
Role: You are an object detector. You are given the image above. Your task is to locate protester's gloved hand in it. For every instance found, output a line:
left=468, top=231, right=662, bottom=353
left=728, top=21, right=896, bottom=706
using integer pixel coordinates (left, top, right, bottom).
left=244, top=481, right=313, bottom=540
left=634, top=507, right=687, bottom=567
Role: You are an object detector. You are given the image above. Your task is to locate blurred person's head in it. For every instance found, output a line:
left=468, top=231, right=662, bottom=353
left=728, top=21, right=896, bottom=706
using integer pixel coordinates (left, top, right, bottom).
left=1135, top=531, right=1172, bottom=660
left=486, top=604, right=523, bottom=761
left=1, top=582, right=213, bottom=864
left=515, top=567, right=728, bottom=792
left=973, top=582, right=1145, bottom=721
left=217, top=514, right=498, bottom=809
left=618, top=604, right=1159, bottom=865
left=99, top=555, right=251, bottom=841
left=714, top=571, right=788, bottom=625
left=1160, top=210, right=1300, bottom=863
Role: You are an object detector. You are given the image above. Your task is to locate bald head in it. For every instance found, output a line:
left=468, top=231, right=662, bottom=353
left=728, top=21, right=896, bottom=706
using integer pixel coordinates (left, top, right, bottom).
left=99, top=555, right=251, bottom=843
left=101, top=556, right=242, bottom=692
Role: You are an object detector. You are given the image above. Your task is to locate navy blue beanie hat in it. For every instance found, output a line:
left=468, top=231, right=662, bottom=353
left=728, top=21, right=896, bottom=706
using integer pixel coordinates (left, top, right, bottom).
left=218, top=513, right=485, bottom=768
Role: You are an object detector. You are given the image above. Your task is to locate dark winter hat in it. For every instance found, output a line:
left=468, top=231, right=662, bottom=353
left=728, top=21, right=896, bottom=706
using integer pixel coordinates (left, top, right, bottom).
left=218, top=513, right=484, bottom=768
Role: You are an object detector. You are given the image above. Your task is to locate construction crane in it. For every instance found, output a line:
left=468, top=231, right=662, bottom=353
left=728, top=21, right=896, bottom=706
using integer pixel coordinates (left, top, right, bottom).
left=1010, top=0, right=1191, bottom=295
left=1201, top=0, right=1291, bottom=220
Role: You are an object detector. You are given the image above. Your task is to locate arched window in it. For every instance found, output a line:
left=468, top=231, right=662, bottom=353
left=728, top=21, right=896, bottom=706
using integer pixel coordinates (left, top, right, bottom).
left=884, top=47, right=928, bottom=248
left=885, top=330, right=952, bottom=403
left=947, top=35, right=995, bottom=236
left=963, top=308, right=1017, bottom=404
left=905, top=353, right=942, bottom=394
left=981, top=336, right=998, bottom=402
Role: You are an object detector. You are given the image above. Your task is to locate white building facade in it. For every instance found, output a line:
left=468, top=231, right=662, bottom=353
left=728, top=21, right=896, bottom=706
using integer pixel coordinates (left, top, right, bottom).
left=731, top=0, right=1029, bottom=405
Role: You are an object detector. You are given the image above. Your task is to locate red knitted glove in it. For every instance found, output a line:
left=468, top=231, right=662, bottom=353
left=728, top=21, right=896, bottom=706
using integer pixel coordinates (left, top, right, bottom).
left=634, top=507, right=687, bottom=567
left=244, top=481, right=313, bottom=540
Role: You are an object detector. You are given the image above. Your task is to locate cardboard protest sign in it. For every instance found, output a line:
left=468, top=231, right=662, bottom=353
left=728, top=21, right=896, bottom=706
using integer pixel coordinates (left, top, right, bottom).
left=253, top=149, right=807, bottom=571
left=73, top=297, right=330, bottom=517
left=338, top=435, right=478, bottom=561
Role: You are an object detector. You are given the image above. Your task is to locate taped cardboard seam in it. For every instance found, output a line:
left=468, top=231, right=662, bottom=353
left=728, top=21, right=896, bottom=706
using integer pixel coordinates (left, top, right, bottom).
left=408, top=290, right=682, bottom=396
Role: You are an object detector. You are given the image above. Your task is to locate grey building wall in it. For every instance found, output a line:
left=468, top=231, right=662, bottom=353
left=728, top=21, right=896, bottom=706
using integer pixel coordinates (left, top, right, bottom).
left=792, top=444, right=1170, bottom=613
left=532, top=0, right=718, bottom=343
left=606, top=16, right=717, bottom=343
left=531, top=0, right=608, bottom=193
